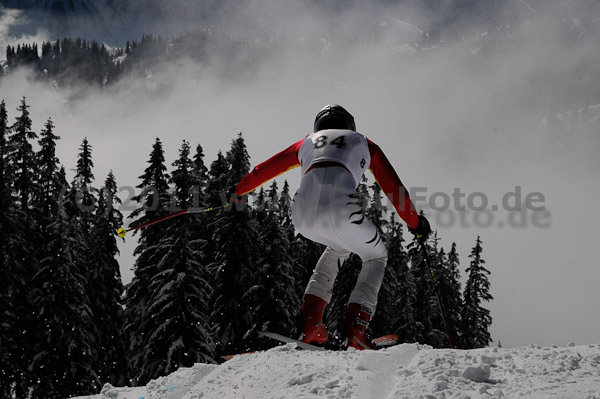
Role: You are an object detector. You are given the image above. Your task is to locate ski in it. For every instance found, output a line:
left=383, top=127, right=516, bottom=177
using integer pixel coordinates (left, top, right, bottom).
left=259, top=331, right=399, bottom=350
left=258, top=331, right=327, bottom=351
left=220, top=350, right=264, bottom=361
left=221, top=332, right=401, bottom=361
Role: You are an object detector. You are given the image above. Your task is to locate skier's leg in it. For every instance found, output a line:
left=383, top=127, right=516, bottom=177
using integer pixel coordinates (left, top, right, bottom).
left=304, top=247, right=350, bottom=303
left=293, top=171, right=352, bottom=343
left=348, top=257, right=387, bottom=313
left=343, top=256, right=387, bottom=350
left=324, top=170, right=389, bottom=349
left=300, top=247, right=349, bottom=343
left=330, top=185, right=388, bottom=314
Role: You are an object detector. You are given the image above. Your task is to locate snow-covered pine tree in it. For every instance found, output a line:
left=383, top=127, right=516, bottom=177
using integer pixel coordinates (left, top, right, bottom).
left=441, top=242, right=462, bottom=348
left=369, top=182, right=400, bottom=338
left=208, top=133, right=258, bottom=356
left=9, top=97, right=37, bottom=213
left=0, top=100, right=11, bottom=396
left=266, top=180, right=279, bottom=213
left=2, top=98, right=41, bottom=397
left=29, top=119, right=99, bottom=399
left=191, top=144, right=209, bottom=208
left=387, top=216, right=420, bottom=343
left=366, top=182, right=388, bottom=234
left=29, top=201, right=100, bottom=399
left=278, top=179, right=310, bottom=318
left=67, top=137, right=97, bottom=223
left=202, top=150, right=229, bottom=285
left=0, top=100, right=30, bottom=398
left=408, top=232, right=438, bottom=346
left=252, top=186, right=268, bottom=224
left=124, top=138, right=172, bottom=385
left=189, top=143, right=211, bottom=274
left=278, top=180, right=293, bottom=234
left=63, top=136, right=103, bottom=369
left=134, top=141, right=216, bottom=384
left=204, top=150, right=228, bottom=207
left=460, top=236, right=493, bottom=349
left=426, top=233, right=452, bottom=348
left=247, top=182, right=300, bottom=349
left=34, top=119, right=61, bottom=216
left=91, top=171, right=130, bottom=386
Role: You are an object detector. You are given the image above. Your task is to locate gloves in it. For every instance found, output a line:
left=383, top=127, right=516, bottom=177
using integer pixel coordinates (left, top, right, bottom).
left=408, top=215, right=431, bottom=241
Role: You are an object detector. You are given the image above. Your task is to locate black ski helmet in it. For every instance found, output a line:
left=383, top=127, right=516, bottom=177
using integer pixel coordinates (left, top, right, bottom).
left=313, top=104, right=356, bottom=132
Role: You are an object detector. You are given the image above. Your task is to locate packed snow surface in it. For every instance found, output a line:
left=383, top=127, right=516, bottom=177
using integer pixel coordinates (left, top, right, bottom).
left=74, top=342, right=600, bottom=399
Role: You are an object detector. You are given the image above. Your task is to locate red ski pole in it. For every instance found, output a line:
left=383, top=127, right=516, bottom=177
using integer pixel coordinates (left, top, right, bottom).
left=117, top=204, right=228, bottom=238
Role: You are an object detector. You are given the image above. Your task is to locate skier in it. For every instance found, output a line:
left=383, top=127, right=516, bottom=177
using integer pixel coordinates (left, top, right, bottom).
left=234, top=104, right=431, bottom=349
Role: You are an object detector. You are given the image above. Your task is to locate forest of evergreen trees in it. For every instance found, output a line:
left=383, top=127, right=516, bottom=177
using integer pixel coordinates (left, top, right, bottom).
left=0, top=98, right=493, bottom=399
left=2, top=30, right=269, bottom=88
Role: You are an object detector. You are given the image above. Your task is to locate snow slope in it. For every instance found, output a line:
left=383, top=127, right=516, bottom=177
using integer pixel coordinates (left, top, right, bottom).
left=74, top=342, right=600, bottom=399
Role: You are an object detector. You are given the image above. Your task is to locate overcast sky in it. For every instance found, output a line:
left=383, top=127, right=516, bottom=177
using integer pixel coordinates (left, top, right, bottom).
left=1, top=0, right=599, bottom=349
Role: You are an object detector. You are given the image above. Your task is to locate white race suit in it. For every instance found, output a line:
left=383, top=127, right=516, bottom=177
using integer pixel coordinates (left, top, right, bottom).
left=236, top=129, right=420, bottom=313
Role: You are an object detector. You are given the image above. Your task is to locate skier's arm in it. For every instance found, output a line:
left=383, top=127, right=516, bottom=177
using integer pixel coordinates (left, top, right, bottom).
left=236, top=139, right=304, bottom=196
left=367, top=138, right=420, bottom=229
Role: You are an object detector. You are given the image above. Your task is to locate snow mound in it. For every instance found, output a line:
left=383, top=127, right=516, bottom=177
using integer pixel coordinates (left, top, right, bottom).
left=73, top=343, right=600, bottom=399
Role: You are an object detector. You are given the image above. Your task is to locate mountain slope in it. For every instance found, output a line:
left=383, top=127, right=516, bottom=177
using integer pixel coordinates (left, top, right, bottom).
left=0, top=0, right=219, bottom=44
left=72, top=342, right=600, bottom=399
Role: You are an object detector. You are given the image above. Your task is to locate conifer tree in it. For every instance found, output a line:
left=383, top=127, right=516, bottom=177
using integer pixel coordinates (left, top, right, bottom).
left=29, top=119, right=99, bottom=399
left=9, top=97, right=37, bottom=212
left=278, top=180, right=294, bottom=236
left=208, top=133, right=257, bottom=356
left=368, top=182, right=398, bottom=338
left=388, top=216, right=420, bottom=343
left=408, top=234, right=438, bottom=346
left=68, top=137, right=97, bottom=224
left=191, top=144, right=209, bottom=208
left=252, top=187, right=268, bottom=223
left=64, top=136, right=103, bottom=369
left=188, top=143, right=211, bottom=267
left=278, top=179, right=308, bottom=313
left=170, top=140, right=194, bottom=210
left=91, top=171, right=129, bottom=386
left=204, top=150, right=228, bottom=207
left=425, top=233, right=451, bottom=348
left=248, top=183, right=300, bottom=348
left=124, top=138, right=172, bottom=384
left=29, top=200, right=100, bottom=399
left=366, top=182, right=388, bottom=235
left=0, top=100, right=28, bottom=398
left=460, top=236, right=493, bottom=349
left=3, top=98, right=40, bottom=397
left=134, top=141, right=216, bottom=384
left=440, top=242, right=462, bottom=348
left=35, top=119, right=62, bottom=215
left=202, top=150, right=229, bottom=276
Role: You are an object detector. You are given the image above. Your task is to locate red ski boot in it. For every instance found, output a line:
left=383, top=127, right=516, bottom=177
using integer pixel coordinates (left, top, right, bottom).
left=344, top=303, right=373, bottom=350
left=300, top=294, right=329, bottom=344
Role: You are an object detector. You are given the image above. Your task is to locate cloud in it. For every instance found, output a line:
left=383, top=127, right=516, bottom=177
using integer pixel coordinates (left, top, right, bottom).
left=0, top=6, right=51, bottom=55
